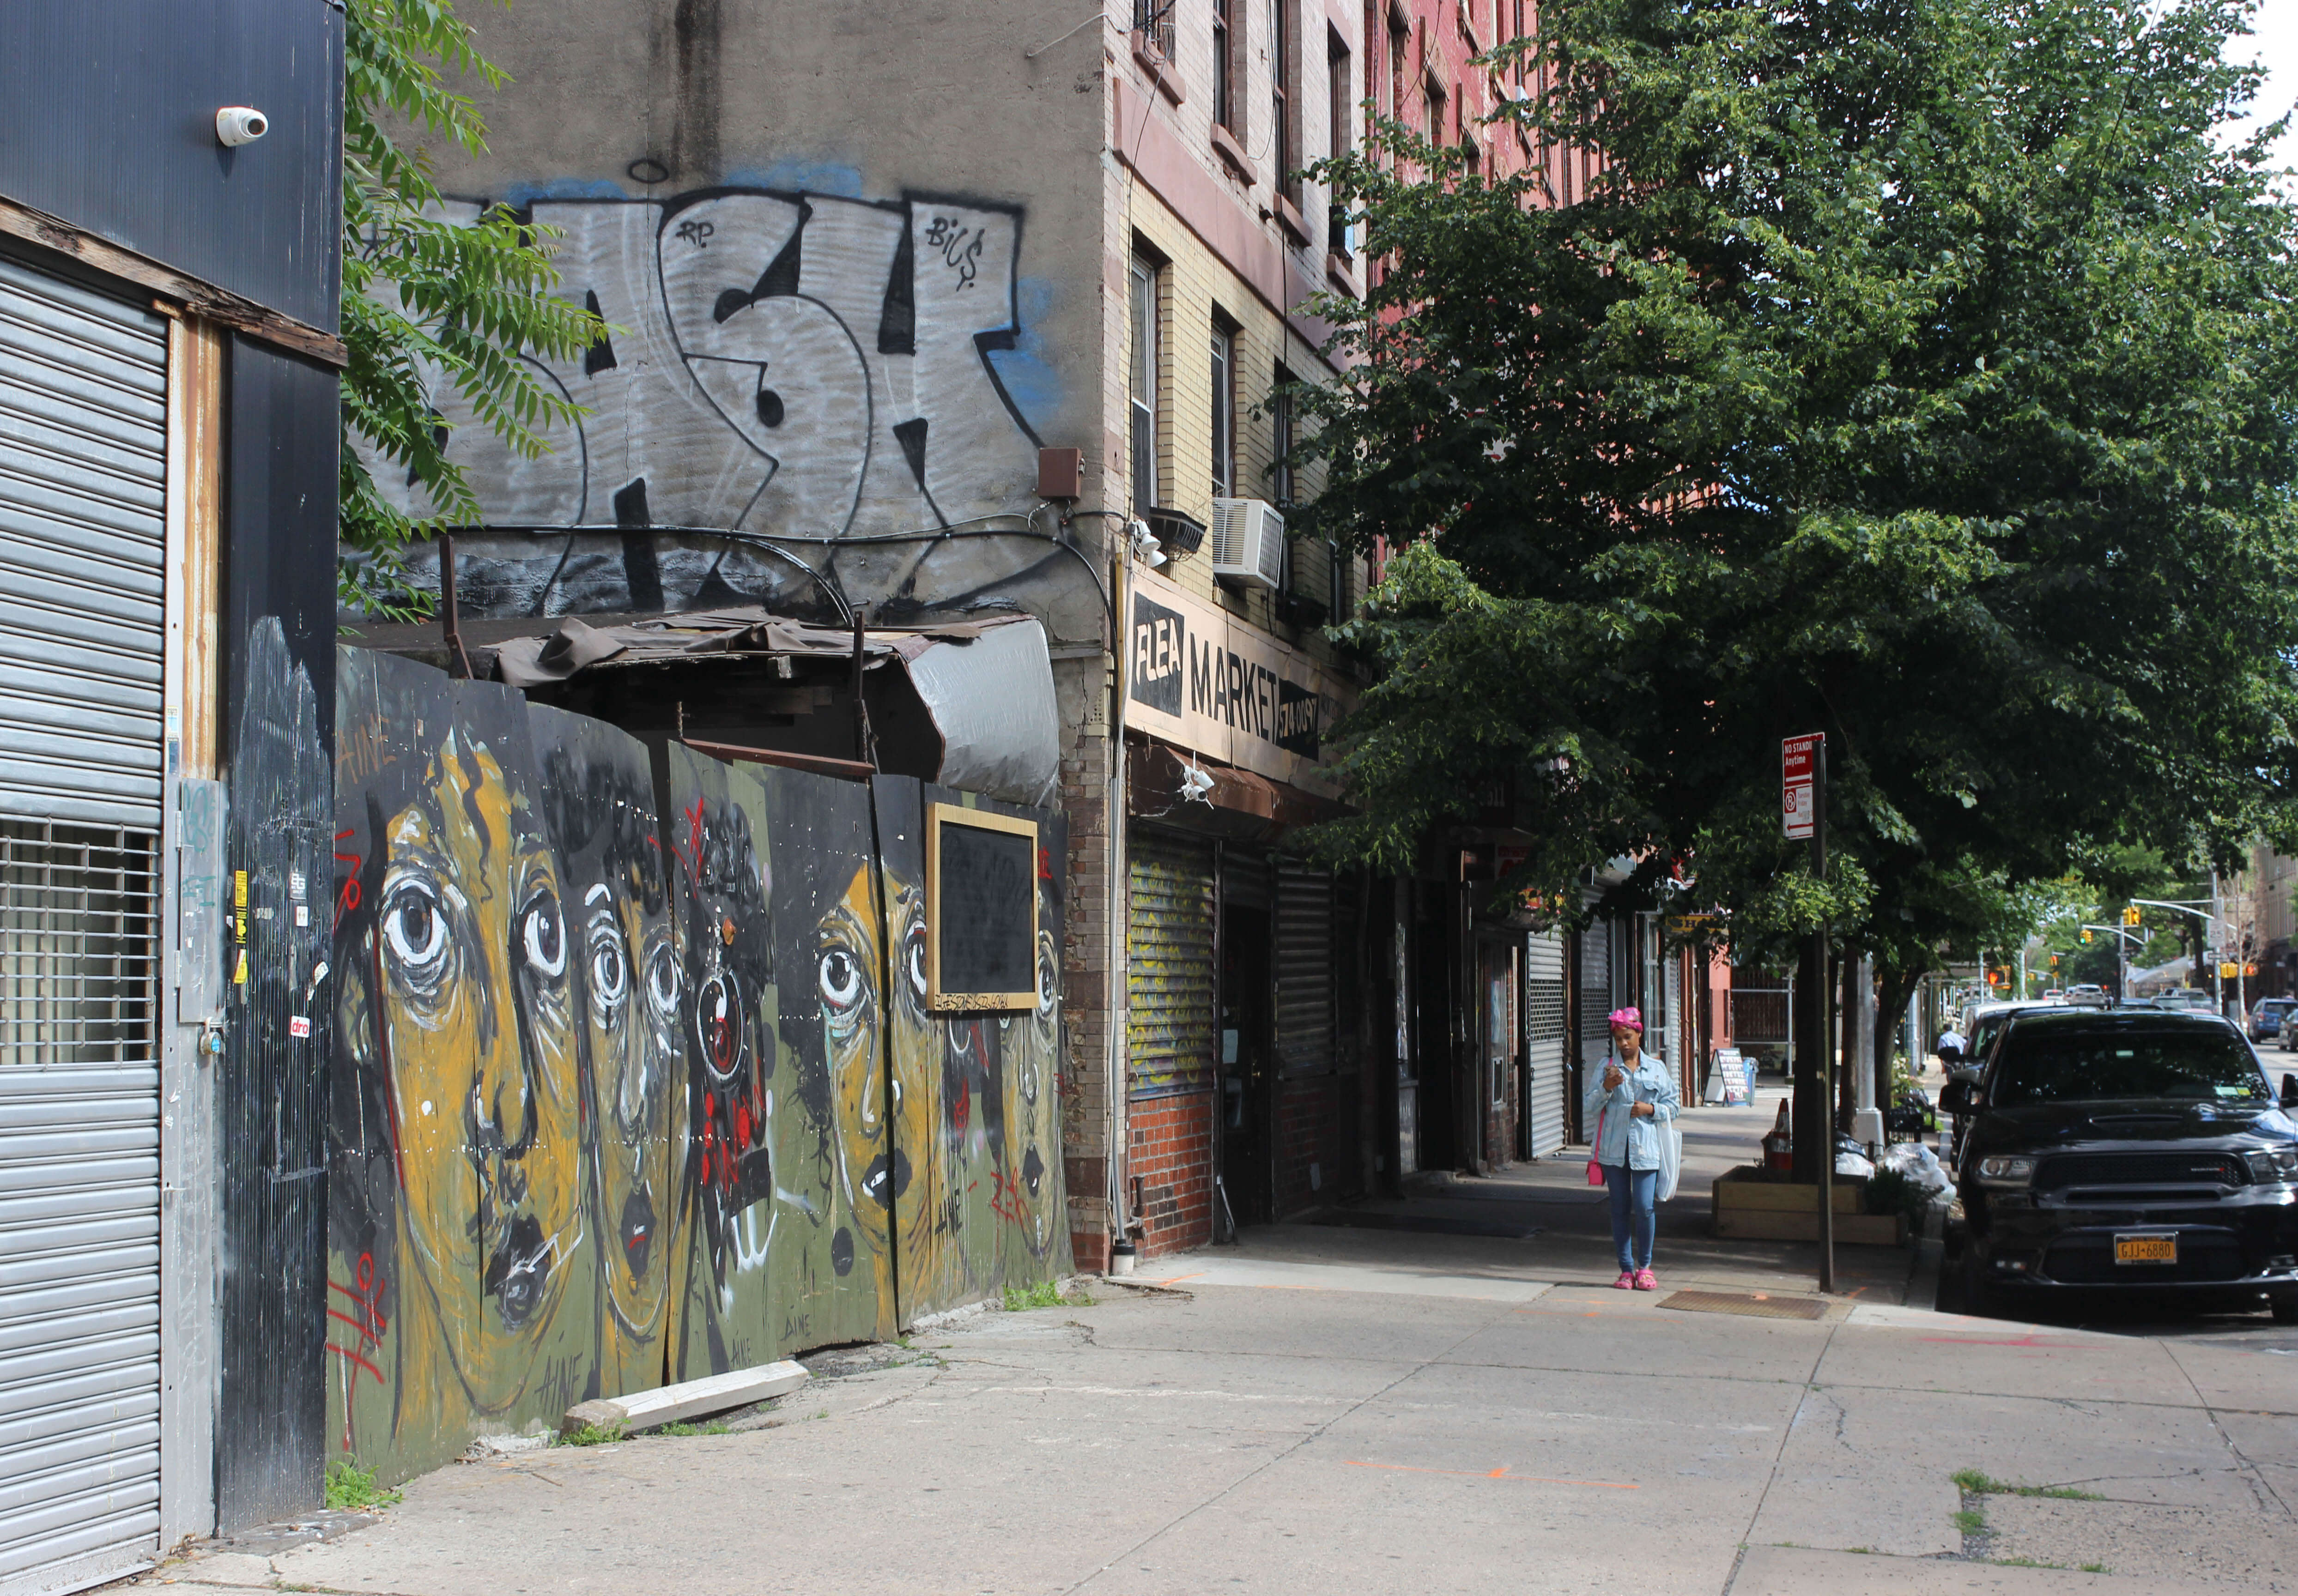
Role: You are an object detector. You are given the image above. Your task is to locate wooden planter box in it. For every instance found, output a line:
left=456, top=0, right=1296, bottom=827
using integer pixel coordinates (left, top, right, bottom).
left=1711, top=1167, right=1907, bottom=1245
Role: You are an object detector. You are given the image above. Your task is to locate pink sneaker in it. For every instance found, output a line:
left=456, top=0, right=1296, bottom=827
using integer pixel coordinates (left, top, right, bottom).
left=1633, top=1269, right=1658, bottom=1291
left=1613, top=1270, right=1635, bottom=1289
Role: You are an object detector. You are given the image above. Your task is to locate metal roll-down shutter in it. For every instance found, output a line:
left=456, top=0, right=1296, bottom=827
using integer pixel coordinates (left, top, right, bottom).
left=0, top=255, right=168, bottom=1594
left=1525, top=930, right=1567, bottom=1156
left=1274, top=861, right=1333, bottom=1076
left=1126, top=830, right=1218, bottom=1097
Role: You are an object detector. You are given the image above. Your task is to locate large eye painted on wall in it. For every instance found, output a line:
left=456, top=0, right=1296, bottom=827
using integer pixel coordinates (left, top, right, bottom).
left=381, top=876, right=450, bottom=985
left=820, top=946, right=866, bottom=1030
left=1036, top=930, right=1059, bottom=1022
left=521, top=891, right=567, bottom=981
left=586, top=912, right=629, bottom=1028
left=645, top=938, right=681, bottom=1024
left=903, top=919, right=928, bottom=1004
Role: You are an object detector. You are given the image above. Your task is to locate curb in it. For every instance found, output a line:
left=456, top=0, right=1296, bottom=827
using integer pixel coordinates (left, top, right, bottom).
left=1902, top=1190, right=1952, bottom=1310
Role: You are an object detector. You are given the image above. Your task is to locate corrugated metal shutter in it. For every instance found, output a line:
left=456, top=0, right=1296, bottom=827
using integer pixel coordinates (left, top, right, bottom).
left=1275, top=862, right=1333, bottom=1076
left=1127, top=830, right=1217, bottom=1097
left=0, top=259, right=167, bottom=830
left=1576, top=917, right=1610, bottom=1143
left=1526, top=930, right=1567, bottom=1156
left=0, top=258, right=166, bottom=1594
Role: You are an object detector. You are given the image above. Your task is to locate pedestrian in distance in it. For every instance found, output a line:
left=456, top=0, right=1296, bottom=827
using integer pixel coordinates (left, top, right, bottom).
left=1584, top=1007, right=1679, bottom=1291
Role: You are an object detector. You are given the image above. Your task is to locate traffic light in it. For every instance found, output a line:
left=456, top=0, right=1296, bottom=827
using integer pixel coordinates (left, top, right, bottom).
left=2080, top=930, right=2092, bottom=944
left=2123, top=906, right=2141, bottom=926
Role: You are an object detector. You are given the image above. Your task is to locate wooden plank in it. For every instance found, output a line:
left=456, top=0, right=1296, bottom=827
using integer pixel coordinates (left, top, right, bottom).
left=1712, top=1177, right=1861, bottom=1215
left=681, top=737, right=876, bottom=782
left=0, top=193, right=347, bottom=367
left=561, top=1360, right=810, bottom=1435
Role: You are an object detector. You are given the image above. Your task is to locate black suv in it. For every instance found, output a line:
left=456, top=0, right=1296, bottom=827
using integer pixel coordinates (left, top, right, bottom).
left=1943, top=1010, right=2298, bottom=1320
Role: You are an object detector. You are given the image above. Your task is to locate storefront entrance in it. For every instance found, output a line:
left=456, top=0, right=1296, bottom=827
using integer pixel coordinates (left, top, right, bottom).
left=1219, top=901, right=1273, bottom=1229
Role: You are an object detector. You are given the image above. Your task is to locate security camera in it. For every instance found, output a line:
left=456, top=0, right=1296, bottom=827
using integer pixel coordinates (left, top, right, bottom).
left=215, top=107, right=269, bottom=148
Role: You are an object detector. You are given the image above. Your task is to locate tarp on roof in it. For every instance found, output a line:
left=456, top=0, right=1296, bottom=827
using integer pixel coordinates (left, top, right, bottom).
left=489, top=608, right=1061, bottom=808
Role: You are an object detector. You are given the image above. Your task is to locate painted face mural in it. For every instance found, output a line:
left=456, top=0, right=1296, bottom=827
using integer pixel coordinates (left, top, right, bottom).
left=331, top=657, right=594, bottom=1478
left=820, top=864, right=894, bottom=1240
left=330, top=662, right=1067, bottom=1483
left=533, top=707, right=685, bottom=1383
left=998, top=878, right=1064, bottom=1260
left=673, top=779, right=777, bottom=1324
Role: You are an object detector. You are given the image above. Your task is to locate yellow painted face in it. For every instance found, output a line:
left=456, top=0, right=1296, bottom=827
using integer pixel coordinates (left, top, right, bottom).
left=575, top=857, right=683, bottom=1342
left=818, top=864, right=884, bottom=1207
left=882, top=881, right=940, bottom=1268
left=999, top=906, right=1063, bottom=1258
left=376, top=732, right=581, bottom=1411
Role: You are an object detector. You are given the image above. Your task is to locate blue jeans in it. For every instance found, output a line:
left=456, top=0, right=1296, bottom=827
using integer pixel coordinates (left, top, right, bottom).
left=1604, top=1162, right=1657, bottom=1271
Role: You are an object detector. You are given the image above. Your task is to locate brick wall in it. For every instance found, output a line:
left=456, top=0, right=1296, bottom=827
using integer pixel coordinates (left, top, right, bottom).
left=1058, top=659, right=1116, bottom=1270
left=1128, top=1091, right=1216, bottom=1255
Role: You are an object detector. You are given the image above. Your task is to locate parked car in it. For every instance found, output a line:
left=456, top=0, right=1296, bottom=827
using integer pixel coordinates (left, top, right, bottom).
left=2153, top=988, right=2218, bottom=1012
left=2280, top=1010, right=2298, bottom=1053
left=2249, top=998, right=2297, bottom=1044
left=1942, top=1009, right=2298, bottom=1321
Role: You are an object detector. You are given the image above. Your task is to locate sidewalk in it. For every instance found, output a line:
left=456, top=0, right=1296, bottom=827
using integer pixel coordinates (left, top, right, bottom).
left=119, top=1193, right=2298, bottom=1596
left=1289, top=1084, right=1926, bottom=1304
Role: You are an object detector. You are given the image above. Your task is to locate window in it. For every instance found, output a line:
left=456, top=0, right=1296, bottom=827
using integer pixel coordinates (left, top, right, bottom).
left=1134, top=0, right=1176, bottom=61
left=1388, top=14, right=1408, bottom=136
left=1271, top=363, right=1295, bottom=505
left=1214, top=0, right=1236, bottom=131
left=1425, top=78, right=1447, bottom=148
left=1209, top=321, right=1237, bottom=499
left=1327, top=538, right=1347, bottom=621
left=1270, top=0, right=1292, bottom=195
left=1328, top=32, right=1352, bottom=253
left=1129, top=254, right=1160, bottom=514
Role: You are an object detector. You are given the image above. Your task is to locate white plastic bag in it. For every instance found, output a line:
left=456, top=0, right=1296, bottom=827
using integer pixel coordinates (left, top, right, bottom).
left=1656, top=1117, right=1683, bottom=1202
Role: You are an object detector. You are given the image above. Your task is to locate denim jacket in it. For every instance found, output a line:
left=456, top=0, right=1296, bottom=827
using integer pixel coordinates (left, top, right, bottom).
left=1583, top=1052, right=1680, bottom=1172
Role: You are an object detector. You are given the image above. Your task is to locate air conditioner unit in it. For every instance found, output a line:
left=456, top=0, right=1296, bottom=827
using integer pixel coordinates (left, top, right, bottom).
left=1210, top=497, right=1284, bottom=590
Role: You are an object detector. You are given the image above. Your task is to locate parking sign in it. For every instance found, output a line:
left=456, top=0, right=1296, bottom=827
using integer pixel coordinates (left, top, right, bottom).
left=1782, top=733, right=1822, bottom=839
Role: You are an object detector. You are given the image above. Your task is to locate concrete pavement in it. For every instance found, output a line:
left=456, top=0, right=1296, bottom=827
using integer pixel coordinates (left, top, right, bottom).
left=119, top=1237, right=2298, bottom=1595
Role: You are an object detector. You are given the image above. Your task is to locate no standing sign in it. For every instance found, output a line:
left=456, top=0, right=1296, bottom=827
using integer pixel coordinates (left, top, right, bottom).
left=1782, top=733, right=1823, bottom=840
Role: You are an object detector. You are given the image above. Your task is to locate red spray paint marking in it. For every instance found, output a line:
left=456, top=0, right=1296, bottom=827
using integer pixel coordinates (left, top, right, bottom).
left=333, top=827, right=364, bottom=929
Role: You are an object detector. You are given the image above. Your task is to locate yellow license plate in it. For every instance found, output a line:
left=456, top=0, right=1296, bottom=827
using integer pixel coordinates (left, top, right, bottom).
left=2114, top=1233, right=2177, bottom=1265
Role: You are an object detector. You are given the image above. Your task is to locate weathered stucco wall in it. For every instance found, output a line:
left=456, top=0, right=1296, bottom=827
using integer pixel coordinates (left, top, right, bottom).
left=364, top=0, right=1117, bottom=646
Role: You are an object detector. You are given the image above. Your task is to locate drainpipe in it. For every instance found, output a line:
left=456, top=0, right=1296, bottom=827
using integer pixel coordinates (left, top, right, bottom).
left=1107, top=544, right=1133, bottom=1262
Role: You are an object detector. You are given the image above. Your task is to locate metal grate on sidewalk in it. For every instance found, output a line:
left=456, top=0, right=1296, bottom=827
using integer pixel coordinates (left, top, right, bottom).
left=1657, top=1289, right=1828, bottom=1321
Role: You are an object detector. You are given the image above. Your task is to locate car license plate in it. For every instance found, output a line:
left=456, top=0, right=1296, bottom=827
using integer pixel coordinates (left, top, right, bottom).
left=2114, top=1233, right=2177, bottom=1266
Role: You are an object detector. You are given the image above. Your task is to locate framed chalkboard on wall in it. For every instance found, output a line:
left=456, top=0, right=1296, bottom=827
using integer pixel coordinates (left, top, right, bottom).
left=925, top=803, right=1039, bottom=1011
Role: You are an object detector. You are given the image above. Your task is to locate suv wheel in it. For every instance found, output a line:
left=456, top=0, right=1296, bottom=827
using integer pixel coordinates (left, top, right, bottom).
left=2272, top=1289, right=2298, bottom=1326
left=1958, top=1241, right=1998, bottom=1319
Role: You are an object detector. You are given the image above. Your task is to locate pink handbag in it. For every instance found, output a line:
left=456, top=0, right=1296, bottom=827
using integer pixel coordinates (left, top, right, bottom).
left=1586, top=1107, right=1607, bottom=1185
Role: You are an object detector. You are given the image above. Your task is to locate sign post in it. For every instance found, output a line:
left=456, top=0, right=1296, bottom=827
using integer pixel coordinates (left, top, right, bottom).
left=1783, top=732, right=1833, bottom=1294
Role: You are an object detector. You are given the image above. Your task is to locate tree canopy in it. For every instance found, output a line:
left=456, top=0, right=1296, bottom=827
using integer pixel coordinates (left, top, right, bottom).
left=340, top=0, right=599, bottom=618
left=1300, top=0, right=2298, bottom=978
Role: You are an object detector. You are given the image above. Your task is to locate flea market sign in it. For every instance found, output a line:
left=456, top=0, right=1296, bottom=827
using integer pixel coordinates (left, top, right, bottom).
left=1126, top=566, right=1355, bottom=798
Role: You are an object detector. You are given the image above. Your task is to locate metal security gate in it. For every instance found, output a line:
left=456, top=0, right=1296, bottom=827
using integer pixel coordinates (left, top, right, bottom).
left=1126, top=830, right=1218, bottom=1098
left=1526, top=930, right=1567, bottom=1156
left=1274, top=862, right=1333, bottom=1076
left=0, top=255, right=169, bottom=1593
left=1576, top=914, right=1611, bottom=1143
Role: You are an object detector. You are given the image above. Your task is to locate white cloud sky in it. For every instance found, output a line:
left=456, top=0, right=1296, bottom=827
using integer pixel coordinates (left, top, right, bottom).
left=2226, top=2, right=2298, bottom=171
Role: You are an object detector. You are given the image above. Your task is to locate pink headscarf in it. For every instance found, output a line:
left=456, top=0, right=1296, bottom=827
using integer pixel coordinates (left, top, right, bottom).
left=1607, top=1007, right=1643, bottom=1034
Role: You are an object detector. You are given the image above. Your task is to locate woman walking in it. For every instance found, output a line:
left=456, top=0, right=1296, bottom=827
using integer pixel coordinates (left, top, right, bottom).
left=1584, top=1007, right=1680, bottom=1290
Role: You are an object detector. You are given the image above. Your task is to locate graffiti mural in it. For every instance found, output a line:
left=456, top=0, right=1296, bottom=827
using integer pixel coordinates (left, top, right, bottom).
left=368, top=187, right=1061, bottom=620
left=873, top=777, right=1073, bottom=1321
left=664, top=747, right=897, bottom=1377
left=329, top=650, right=599, bottom=1482
left=328, top=650, right=1064, bottom=1481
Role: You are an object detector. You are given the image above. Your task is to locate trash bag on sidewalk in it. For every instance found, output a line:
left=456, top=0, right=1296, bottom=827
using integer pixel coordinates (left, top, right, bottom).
left=1877, top=1140, right=1951, bottom=1193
